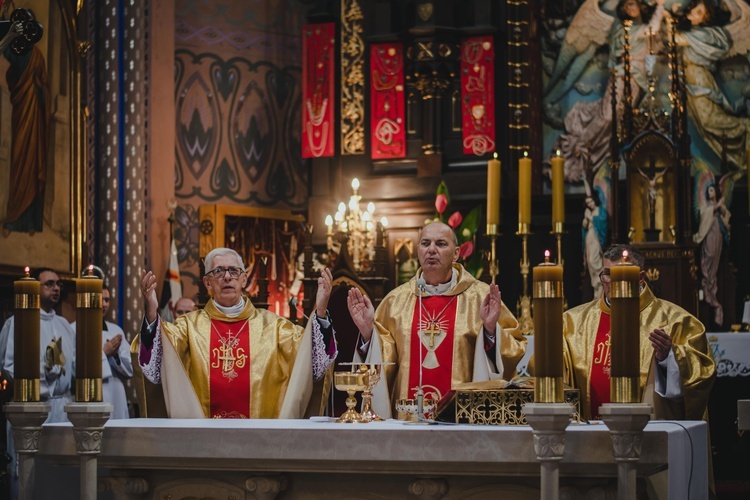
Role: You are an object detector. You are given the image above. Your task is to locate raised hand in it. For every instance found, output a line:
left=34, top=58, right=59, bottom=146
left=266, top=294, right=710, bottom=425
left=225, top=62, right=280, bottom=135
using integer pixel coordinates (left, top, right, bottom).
left=141, top=270, right=158, bottom=323
left=315, top=267, right=333, bottom=318
left=649, top=328, right=672, bottom=361
left=347, top=287, right=375, bottom=342
left=480, top=283, right=502, bottom=335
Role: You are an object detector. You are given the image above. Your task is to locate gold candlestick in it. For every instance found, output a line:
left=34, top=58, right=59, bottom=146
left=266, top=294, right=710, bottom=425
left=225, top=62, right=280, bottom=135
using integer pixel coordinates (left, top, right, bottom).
left=552, top=221, right=564, bottom=267
left=486, top=223, right=500, bottom=284
left=516, top=224, right=533, bottom=335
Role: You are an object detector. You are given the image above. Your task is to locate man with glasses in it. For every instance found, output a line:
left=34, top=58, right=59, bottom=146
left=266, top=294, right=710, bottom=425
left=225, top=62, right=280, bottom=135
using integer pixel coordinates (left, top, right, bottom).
left=0, top=267, right=75, bottom=497
left=137, top=247, right=336, bottom=418
left=562, top=244, right=715, bottom=421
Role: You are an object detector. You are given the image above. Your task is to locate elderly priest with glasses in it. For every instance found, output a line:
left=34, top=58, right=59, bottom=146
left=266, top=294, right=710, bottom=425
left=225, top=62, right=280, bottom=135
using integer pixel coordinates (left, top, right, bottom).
left=138, top=247, right=337, bottom=419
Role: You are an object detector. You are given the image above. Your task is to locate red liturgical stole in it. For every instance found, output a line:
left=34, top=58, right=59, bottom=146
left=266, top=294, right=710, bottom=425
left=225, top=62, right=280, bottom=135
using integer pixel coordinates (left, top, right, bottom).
left=209, top=319, right=251, bottom=418
left=408, top=296, right=458, bottom=403
left=589, top=312, right=611, bottom=419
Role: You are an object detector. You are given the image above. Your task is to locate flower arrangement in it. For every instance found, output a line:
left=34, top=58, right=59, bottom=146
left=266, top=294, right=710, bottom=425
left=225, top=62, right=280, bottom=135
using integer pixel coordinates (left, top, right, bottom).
left=431, top=181, right=484, bottom=278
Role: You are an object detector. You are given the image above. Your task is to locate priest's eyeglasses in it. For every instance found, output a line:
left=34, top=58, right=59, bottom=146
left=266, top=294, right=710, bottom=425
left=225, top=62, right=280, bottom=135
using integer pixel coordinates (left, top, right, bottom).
left=206, top=267, right=244, bottom=279
left=598, top=271, right=611, bottom=284
left=41, top=280, right=64, bottom=289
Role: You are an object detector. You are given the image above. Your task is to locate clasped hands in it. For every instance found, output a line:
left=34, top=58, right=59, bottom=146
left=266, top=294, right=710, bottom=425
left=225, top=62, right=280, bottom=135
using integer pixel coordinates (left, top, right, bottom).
left=347, top=283, right=503, bottom=343
left=649, top=328, right=672, bottom=362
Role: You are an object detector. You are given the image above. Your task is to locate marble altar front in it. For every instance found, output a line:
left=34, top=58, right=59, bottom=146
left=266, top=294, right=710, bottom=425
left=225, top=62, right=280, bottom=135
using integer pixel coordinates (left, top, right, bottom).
left=36, top=418, right=708, bottom=499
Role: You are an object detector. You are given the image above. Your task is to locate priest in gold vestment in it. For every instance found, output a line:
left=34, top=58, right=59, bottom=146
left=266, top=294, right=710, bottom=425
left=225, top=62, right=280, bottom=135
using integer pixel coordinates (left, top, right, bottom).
left=138, top=248, right=337, bottom=418
left=348, top=222, right=526, bottom=419
left=563, top=244, right=715, bottom=421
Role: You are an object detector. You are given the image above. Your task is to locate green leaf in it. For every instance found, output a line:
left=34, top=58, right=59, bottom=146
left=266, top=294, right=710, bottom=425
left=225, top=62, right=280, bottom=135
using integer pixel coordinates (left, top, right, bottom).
left=456, top=205, right=482, bottom=244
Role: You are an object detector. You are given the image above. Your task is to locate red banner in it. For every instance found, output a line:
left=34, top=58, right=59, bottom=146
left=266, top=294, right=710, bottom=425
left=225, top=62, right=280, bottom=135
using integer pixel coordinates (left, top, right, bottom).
left=302, top=23, right=335, bottom=158
left=370, top=43, right=405, bottom=159
left=209, top=319, right=251, bottom=418
left=461, top=36, right=495, bottom=156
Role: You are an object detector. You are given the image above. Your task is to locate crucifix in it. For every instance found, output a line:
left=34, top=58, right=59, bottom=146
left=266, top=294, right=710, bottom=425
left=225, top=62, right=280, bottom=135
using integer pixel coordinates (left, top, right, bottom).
left=635, top=154, right=669, bottom=242
left=422, top=322, right=442, bottom=348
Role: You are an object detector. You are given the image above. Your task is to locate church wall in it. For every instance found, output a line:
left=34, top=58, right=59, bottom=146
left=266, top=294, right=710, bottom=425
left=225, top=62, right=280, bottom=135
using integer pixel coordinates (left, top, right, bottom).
left=173, top=0, right=313, bottom=300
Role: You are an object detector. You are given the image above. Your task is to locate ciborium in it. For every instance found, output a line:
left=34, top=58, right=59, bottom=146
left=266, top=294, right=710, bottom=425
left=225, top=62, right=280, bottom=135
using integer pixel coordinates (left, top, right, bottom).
left=334, top=369, right=369, bottom=423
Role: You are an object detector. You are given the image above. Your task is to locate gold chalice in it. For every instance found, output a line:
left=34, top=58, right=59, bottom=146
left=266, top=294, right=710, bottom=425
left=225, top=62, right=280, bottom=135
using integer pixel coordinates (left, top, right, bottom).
left=334, top=369, right=369, bottom=423
left=359, top=363, right=385, bottom=422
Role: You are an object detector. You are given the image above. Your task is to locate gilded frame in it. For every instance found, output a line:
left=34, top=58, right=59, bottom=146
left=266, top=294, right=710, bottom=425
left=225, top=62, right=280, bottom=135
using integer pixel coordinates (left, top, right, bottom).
left=0, top=0, right=85, bottom=278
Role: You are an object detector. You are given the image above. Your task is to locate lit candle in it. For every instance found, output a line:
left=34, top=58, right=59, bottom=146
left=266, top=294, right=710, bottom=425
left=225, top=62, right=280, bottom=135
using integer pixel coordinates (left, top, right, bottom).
left=551, top=150, right=565, bottom=229
left=325, top=215, right=333, bottom=235
left=13, top=267, right=40, bottom=402
left=487, top=153, right=501, bottom=227
left=532, top=251, right=564, bottom=381
left=518, top=152, right=532, bottom=228
left=75, top=266, right=103, bottom=401
left=609, top=251, right=641, bottom=385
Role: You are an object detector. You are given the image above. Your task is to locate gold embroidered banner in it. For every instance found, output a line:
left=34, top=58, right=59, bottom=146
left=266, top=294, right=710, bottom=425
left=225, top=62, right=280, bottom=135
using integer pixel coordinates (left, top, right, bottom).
left=370, top=43, right=405, bottom=159
left=461, top=36, right=495, bottom=156
left=302, top=23, right=335, bottom=158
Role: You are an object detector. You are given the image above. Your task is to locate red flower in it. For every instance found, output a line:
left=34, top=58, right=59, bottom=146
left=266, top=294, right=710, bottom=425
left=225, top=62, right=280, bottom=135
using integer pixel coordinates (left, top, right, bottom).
left=447, top=211, right=463, bottom=229
left=435, top=193, right=448, bottom=214
left=458, top=241, right=473, bottom=259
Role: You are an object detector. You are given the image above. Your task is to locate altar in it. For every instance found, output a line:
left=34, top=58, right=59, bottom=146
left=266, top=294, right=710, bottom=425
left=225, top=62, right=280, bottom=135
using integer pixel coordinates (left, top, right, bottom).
left=36, top=418, right=708, bottom=499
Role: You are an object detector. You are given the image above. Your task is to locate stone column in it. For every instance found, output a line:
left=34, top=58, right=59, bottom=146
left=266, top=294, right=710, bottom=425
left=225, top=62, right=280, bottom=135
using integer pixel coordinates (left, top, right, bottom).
left=3, top=402, right=50, bottom=500
left=599, top=403, right=652, bottom=500
left=522, top=402, right=573, bottom=500
left=65, top=402, right=112, bottom=500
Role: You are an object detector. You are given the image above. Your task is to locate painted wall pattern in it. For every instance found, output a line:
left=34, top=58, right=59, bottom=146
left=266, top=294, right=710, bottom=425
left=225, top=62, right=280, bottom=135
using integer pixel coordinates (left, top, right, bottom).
left=175, top=0, right=312, bottom=298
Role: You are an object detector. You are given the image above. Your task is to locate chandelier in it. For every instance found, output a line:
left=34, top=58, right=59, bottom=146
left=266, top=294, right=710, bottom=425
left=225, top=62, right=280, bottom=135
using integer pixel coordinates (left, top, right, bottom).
left=325, top=178, right=388, bottom=272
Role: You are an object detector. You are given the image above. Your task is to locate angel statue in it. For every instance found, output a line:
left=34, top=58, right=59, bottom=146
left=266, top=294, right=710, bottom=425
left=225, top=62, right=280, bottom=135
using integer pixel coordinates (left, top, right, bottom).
left=670, top=0, right=750, bottom=170
left=693, top=166, right=731, bottom=326
left=582, top=164, right=609, bottom=299
left=544, top=0, right=667, bottom=182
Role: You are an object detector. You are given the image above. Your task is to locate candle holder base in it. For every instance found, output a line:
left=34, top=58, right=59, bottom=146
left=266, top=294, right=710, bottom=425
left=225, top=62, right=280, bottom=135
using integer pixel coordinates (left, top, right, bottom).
left=534, top=376, right=564, bottom=403
left=610, top=376, right=640, bottom=404
left=4, top=401, right=50, bottom=500
left=599, top=403, right=652, bottom=500
left=65, top=402, right=112, bottom=500
left=522, top=403, right=574, bottom=500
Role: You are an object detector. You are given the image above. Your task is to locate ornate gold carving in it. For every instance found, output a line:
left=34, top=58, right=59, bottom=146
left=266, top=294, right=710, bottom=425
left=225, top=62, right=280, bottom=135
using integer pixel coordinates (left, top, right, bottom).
left=77, top=40, right=91, bottom=57
left=456, top=388, right=581, bottom=425
left=340, top=0, right=365, bottom=155
left=645, top=268, right=660, bottom=282
left=414, top=74, right=451, bottom=99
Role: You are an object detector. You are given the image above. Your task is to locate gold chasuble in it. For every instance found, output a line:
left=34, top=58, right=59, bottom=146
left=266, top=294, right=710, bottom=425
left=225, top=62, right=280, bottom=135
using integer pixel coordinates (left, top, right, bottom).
left=159, top=299, right=313, bottom=419
left=562, top=285, right=715, bottom=421
left=362, top=264, right=526, bottom=419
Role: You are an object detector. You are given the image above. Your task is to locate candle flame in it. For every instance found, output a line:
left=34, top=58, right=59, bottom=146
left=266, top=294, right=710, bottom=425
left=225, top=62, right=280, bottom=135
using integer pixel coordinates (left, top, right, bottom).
left=325, top=215, right=333, bottom=227
left=544, top=249, right=550, bottom=263
left=622, top=250, right=629, bottom=262
left=351, top=178, right=360, bottom=190
left=493, top=152, right=498, bottom=159
left=523, top=151, right=528, bottom=157
left=88, top=264, right=94, bottom=276
left=24, top=266, right=30, bottom=277
left=555, top=149, right=561, bottom=157
left=381, top=216, right=388, bottom=228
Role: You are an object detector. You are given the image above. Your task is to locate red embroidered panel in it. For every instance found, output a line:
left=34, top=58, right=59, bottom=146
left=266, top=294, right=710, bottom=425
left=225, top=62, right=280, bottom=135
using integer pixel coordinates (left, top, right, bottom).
left=302, top=23, right=335, bottom=158
left=461, top=36, right=496, bottom=156
left=370, top=43, right=405, bottom=159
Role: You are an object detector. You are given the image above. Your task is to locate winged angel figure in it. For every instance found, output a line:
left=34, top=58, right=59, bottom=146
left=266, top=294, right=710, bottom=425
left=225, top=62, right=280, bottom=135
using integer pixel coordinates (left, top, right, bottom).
left=692, top=160, right=740, bottom=326
left=672, top=0, right=750, bottom=170
left=545, top=0, right=667, bottom=182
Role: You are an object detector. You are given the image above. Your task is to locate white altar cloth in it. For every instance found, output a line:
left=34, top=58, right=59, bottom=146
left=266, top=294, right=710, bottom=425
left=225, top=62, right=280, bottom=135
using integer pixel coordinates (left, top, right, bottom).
left=38, top=418, right=708, bottom=499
